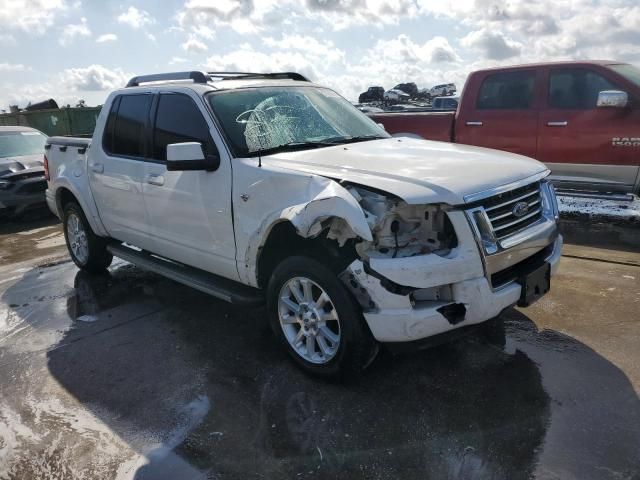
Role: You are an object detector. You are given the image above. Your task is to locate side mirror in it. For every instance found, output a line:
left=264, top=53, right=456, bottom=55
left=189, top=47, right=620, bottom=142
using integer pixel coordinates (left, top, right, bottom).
left=377, top=122, right=386, bottom=131
left=597, top=90, right=628, bottom=108
left=166, top=142, right=220, bottom=171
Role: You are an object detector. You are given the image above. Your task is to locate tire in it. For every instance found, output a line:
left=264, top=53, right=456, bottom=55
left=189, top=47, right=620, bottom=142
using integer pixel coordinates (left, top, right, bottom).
left=63, top=202, right=113, bottom=273
left=267, top=256, right=377, bottom=379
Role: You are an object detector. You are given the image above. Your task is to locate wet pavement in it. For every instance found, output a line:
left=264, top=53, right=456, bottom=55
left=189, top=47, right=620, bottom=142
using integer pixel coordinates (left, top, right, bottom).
left=0, top=218, right=639, bottom=480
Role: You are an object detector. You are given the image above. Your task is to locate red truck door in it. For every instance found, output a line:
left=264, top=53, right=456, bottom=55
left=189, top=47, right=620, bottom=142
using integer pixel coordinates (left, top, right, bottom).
left=538, top=66, right=640, bottom=192
left=456, top=69, right=539, bottom=158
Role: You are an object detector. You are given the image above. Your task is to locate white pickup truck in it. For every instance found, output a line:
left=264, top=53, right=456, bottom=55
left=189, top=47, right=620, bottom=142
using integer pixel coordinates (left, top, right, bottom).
left=45, top=71, right=562, bottom=378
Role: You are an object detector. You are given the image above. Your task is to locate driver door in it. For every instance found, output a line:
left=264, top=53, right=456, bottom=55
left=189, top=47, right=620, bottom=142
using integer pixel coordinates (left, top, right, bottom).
left=141, top=91, right=238, bottom=281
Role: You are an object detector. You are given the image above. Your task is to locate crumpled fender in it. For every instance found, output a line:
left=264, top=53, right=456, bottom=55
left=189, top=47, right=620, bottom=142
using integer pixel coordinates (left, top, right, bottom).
left=280, top=181, right=373, bottom=242
left=236, top=173, right=372, bottom=286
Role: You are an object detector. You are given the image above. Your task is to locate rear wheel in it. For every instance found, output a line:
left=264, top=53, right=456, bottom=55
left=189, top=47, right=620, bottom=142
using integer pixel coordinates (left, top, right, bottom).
left=267, top=256, right=377, bottom=379
left=63, top=202, right=112, bottom=273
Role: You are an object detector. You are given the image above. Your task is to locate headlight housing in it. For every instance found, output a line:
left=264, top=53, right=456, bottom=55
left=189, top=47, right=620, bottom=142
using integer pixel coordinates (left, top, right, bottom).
left=0, top=180, right=13, bottom=191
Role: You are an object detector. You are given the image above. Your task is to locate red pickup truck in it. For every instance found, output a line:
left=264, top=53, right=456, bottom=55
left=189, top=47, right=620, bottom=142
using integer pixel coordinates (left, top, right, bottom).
left=370, top=61, right=640, bottom=195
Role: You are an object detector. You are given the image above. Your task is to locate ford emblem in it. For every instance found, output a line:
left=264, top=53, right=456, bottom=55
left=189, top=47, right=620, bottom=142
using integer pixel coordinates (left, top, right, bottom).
left=512, top=201, right=530, bottom=218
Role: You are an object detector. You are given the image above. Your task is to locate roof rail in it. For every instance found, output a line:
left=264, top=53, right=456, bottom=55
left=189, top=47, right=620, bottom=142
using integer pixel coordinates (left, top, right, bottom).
left=207, top=71, right=309, bottom=82
left=126, top=71, right=209, bottom=88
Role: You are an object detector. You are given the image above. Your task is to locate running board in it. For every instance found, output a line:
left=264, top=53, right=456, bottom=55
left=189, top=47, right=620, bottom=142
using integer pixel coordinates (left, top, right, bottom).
left=107, top=243, right=264, bottom=307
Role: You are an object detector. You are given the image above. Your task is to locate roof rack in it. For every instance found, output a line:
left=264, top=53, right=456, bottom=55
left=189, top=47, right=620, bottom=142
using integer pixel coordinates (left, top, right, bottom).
left=125, top=70, right=310, bottom=88
left=126, top=71, right=209, bottom=88
left=207, top=71, right=309, bottom=82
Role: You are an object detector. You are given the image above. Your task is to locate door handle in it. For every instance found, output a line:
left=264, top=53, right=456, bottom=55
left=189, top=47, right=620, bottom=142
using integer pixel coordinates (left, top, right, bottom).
left=90, top=163, right=104, bottom=173
left=465, top=121, right=483, bottom=126
left=145, top=174, right=165, bottom=186
left=547, top=121, right=568, bottom=127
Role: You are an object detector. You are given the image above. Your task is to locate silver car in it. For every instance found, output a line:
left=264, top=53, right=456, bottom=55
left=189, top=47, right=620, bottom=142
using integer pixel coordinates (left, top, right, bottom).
left=0, top=126, right=48, bottom=219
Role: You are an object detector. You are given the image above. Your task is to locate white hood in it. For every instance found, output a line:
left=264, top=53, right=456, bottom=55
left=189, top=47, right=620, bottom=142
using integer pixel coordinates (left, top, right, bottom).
left=265, top=137, right=548, bottom=205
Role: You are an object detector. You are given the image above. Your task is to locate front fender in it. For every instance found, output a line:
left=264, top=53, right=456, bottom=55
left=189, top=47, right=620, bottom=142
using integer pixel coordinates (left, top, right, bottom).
left=235, top=172, right=372, bottom=286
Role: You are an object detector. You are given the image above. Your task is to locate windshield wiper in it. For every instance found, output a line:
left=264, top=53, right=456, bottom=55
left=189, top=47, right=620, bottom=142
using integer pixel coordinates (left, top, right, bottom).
left=247, top=140, right=342, bottom=157
left=320, top=134, right=387, bottom=145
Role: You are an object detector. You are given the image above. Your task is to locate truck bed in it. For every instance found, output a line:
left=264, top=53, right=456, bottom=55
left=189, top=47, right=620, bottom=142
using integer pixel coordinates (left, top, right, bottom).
left=369, top=111, right=455, bottom=142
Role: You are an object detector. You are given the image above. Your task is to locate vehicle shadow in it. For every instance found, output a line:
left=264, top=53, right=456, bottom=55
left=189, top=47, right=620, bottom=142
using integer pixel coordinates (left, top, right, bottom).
left=0, top=209, right=58, bottom=234
left=2, top=262, right=639, bottom=479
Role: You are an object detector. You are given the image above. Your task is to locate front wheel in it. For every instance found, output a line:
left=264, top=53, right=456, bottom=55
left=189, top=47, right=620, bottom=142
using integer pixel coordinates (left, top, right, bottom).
left=267, top=256, right=377, bottom=379
left=63, top=202, right=113, bottom=273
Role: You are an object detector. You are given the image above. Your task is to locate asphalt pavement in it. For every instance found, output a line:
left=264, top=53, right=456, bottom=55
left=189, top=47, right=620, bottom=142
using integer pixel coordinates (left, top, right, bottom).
left=0, top=216, right=639, bottom=480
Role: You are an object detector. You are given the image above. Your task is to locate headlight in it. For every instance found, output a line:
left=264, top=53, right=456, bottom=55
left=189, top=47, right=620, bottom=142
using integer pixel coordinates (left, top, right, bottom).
left=540, top=181, right=559, bottom=221
left=0, top=180, right=13, bottom=190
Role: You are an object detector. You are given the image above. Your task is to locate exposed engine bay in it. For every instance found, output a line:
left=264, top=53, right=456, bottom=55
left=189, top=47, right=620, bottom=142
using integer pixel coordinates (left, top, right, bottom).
left=346, top=185, right=458, bottom=259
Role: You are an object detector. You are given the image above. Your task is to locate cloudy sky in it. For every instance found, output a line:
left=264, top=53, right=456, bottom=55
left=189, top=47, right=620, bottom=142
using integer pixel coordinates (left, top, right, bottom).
left=1, top=0, right=639, bottom=109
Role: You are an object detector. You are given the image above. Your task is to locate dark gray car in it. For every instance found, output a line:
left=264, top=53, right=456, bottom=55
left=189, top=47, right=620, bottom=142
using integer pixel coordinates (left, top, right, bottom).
left=0, top=126, right=48, bottom=219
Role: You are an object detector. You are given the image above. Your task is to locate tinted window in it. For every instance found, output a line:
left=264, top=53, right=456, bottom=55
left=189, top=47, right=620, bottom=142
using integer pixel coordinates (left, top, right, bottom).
left=153, top=94, right=216, bottom=160
left=111, top=94, right=151, bottom=157
left=477, top=71, right=536, bottom=109
left=549, top=68, right=618, bottom=109
left=102, top=96, right=120, bottom=154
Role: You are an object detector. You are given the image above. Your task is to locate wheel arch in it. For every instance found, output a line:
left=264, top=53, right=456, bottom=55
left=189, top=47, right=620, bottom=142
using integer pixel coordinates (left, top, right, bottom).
left=53, top=183, right=108, bottom=237
left=255, top=218, right=359, bottom=289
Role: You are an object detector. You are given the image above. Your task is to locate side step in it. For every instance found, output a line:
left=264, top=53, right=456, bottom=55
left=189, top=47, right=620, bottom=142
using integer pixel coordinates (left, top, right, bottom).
left=107, top=243, right=264, bottom=307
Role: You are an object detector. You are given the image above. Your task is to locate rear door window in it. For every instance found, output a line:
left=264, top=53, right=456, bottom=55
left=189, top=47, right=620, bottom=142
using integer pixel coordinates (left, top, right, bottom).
left=477, top=71, right=536, bottom=109
left=548, top=68, right=618, bottom=109
left=108, top=94, right=152, bottom=158
left=152, top=93, right=217, bottom=161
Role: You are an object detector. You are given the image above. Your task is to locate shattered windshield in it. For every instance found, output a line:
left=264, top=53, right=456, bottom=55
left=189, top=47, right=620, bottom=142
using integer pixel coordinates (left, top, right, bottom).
left=207, top=86, right=389, bottom=157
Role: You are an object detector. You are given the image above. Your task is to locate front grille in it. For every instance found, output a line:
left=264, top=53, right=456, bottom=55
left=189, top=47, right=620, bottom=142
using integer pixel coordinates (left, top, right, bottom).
left=16, top=180, right=47, bottom=195
left=491, top=242, right=554, bottom=288
left=475, top=181, right=542, bottom=240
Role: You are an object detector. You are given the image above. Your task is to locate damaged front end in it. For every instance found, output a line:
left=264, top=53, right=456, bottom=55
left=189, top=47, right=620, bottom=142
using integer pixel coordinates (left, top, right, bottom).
left=338, top=184, right=512, bottom=343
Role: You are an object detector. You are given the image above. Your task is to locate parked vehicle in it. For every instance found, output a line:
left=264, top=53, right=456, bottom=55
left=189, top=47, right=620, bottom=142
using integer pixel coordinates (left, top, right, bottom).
left=421, top=83, right=456, bottom=99
left=358, top=86, right=385, bottom=103
left=384, top=89, right=410, bottom=103
left=432, top=96, right=459, bottom=110
left=371, top=61, right=640, bottom=194
left=45, top=70, right=561, bottom=377
left=392, top=82, right=419, bottom=99
left=0, top=126, right=48, bottom=218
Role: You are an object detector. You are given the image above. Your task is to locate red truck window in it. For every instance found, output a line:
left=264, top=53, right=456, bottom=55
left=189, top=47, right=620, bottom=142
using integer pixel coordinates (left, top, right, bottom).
left=548, top=68, right=618, bottom=109
left=476, top=71, right=536, bottom=110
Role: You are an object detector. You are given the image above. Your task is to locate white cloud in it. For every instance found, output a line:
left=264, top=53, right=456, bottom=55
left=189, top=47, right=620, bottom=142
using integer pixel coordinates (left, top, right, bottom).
left=117, top=6, right=154, bottom=29
left=460, top=29, right=522, bottom=60
left=202, top=32, right=467, bottom=102
left=60, top=64, right=130, bottom=91
left=182, top=37, right=208, bottom=53
left=0, top=0, right=68, bottom=34
left=60, top=17, right=91, bottom=46
left=0, top=63, right=27, bottom=72
left=263, top=34, right=345, bottom=64
left=175, top=0, right=279, bottom=35
left=96, top=33, right=117, bottom=43
left=0, top=33, right=16, bottom=45
left=204, top=46, right=320, bottom=82
left=304, top=0, right=419, bottom=29
left=169, top=57, right=189, bottom=65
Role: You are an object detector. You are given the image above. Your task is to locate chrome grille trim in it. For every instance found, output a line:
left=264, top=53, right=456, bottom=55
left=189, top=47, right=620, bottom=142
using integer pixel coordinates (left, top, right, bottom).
left=484, top=189, right=538, bottom=212
left=493, top=207, right=542, bottom=235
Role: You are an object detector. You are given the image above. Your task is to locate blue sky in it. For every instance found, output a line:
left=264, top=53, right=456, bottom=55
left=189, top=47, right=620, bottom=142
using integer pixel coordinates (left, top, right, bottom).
left=1, top=0, right=639, bottom=110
